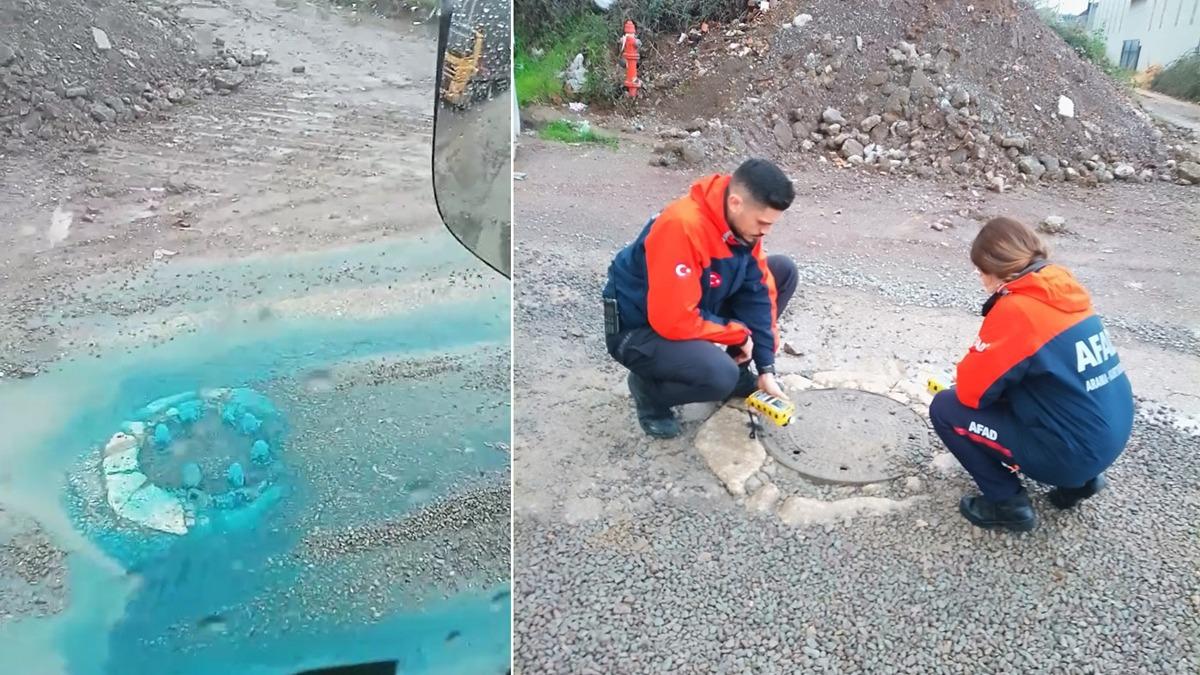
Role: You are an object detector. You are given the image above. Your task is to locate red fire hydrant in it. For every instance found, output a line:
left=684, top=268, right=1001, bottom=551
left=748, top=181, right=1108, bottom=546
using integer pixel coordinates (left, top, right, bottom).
left=619, top=19, right=641, bottom=97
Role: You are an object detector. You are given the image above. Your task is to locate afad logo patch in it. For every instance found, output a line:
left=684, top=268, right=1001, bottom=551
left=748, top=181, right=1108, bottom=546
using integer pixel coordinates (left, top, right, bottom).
left=675, top=263, right=692, bottom=277
left=709, top=271, right=722, bottom=288
left=971, top=337, right=991, bottom=353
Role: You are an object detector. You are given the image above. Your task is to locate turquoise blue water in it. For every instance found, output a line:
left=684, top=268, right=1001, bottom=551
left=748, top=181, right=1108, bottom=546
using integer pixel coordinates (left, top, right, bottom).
left=0, top=239, right=511, bottom=675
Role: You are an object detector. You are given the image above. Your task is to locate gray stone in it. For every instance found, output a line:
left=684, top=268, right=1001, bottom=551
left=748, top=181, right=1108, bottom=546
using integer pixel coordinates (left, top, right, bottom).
left=841, top=138, right=865, bottom=159
left=950, top=87, right=970, bottom=108
left=182, top=463, right=203, bottom=489
left=745, top=475, right=763, bottom=494
left=0, top=44, right=16, bottom=67
left=92, top=27, right=112, bottom=52
left=746, top=482, right=780, bottom=513
left=773, top=119, right=794, bottom=149
left=1017, top=157, right=1045, bottom=178
left=250, top=49, right=269, bottom=66
left=292, top=65, right=306, bottom=74
left=166, top=87, right=186, bottom=102
left=884, top=88, right=909, bottom=116
left=909, top=69, right=936, bottom=98
left=866, top=71, right=889, bottom=87
left=935, top=49, right=954, bottom=72
left=1039, top=216, right=1069, bottom=235
left=822, top=108, right=847, bottom=125
left=1040, top=156, right=1061, bottom=172
left=1001, top=134, right=1029, bottom=151
left=1176, top=161, right=1200, bottom=184
left=860, top=115, right=882, bottom=132
left=213, top=71, right=246, bottom=90
left=227, top=462, right=246, bottom=488
left=1114, top=164, right=1136, bottom=179
left=65, top=87, right=88, bottom=99
left=680, top=141, right=705, bottom=164
left=89, top=102, right=116, bottom=124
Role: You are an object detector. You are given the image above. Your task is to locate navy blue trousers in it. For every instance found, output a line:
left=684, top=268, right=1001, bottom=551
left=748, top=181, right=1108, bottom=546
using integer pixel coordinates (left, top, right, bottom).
left=606, top=255, right=798, bottom=408
left=929, top=389, right=1106, bottom=501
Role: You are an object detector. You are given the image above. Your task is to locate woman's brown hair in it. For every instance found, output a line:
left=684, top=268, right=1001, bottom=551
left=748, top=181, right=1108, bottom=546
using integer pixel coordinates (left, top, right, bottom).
left=970, top=217, right=1050, bottom=281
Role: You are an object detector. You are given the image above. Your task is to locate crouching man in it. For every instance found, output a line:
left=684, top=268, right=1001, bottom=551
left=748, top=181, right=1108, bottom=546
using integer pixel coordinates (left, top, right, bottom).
left=601, top=158, right=799, bottom=438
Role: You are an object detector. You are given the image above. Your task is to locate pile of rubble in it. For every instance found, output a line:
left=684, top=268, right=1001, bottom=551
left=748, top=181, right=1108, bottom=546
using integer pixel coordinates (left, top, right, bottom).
left=638, top=0, right=1199, bottom=187
left=0, top=0, right=272, bottom=155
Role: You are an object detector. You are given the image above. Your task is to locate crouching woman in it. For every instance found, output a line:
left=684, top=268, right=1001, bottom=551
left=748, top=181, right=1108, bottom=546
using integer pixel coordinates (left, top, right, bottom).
left=930, top=217, right=1134, bottom=532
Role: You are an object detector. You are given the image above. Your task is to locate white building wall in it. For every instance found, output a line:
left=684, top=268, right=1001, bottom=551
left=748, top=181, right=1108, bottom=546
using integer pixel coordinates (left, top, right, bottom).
left=1088, top=0, right=1200, bottom=69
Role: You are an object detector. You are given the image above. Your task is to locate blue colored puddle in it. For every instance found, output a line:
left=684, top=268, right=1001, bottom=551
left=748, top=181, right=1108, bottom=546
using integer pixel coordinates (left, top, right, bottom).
left=0, top=236, right=511, bottom=675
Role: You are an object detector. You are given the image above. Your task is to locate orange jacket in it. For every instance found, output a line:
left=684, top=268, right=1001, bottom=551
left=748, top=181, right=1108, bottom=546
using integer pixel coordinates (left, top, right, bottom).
left=955, top=263, right=1133, bottom=456
left=603, top=175, right=781, bottom=370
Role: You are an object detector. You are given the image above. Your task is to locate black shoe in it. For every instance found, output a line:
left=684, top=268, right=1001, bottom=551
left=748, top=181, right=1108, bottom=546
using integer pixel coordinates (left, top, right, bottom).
left=627, top=372, right=681, bottom=439
left=1047, top=474, right=1107, bottom=510
left=729, top=366, right=758, bottom=400
left=959, top=491, right=1038, bottom=532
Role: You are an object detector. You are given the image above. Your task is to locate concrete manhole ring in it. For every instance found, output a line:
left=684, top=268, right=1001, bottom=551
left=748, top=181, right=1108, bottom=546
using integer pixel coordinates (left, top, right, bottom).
left=100, top=387, right=286, bottom=536
left=760, top=388, right=929, bottom=485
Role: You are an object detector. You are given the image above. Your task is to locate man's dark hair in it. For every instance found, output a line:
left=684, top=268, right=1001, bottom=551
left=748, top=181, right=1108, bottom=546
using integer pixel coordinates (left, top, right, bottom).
left=731, top=158, right=795, bottom=211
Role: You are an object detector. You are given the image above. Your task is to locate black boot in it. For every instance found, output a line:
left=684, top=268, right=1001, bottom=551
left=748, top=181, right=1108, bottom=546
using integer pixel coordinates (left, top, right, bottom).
left=728, top=366, right=758, bottom=400
left=627, top=372, right=681, bottom=439
left=959, top=490, right=1038, bottom=532
left=1047, top=474, right=1107, bottom=510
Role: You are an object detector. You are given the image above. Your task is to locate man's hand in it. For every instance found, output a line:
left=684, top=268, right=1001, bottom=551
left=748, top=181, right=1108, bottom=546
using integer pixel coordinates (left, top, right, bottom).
left=732, top=336, right=753, bottom=365
left=758, top=372, right=785, bottom=399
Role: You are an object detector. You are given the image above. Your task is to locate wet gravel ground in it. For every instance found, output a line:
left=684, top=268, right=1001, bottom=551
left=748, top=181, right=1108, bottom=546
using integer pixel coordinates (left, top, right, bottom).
left=0, top=508, right=67, bottom=621
left=516, top=419, right=1199, bottom=674
left=512, top=138, right=1200, bottom=672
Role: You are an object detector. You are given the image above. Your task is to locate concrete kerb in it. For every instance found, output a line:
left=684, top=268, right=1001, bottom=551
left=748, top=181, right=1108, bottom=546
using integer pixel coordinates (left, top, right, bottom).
left=692, top=362, right=956, bottom=529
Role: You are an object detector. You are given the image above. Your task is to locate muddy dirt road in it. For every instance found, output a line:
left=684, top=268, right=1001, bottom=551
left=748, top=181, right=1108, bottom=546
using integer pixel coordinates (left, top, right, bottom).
left=1, top=1, right=510, bottom=673
left=511, top=132, right=1199, bottom=673
left=0, top=0, right=443, bottom=372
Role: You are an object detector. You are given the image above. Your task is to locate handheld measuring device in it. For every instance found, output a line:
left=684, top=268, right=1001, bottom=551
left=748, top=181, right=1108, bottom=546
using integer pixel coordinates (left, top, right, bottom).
left=926, top=370, right=954, bottom=396
left=745, top=390, right=795, bottom=427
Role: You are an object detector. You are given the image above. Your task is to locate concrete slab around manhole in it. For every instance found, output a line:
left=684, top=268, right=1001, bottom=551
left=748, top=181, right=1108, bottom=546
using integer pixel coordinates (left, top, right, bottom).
left=760, top=388, right=929, bottom=485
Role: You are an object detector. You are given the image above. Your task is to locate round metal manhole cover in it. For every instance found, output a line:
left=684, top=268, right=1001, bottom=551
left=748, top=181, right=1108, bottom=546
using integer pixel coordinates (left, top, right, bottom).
left=760, top=388, right=930, bottom=485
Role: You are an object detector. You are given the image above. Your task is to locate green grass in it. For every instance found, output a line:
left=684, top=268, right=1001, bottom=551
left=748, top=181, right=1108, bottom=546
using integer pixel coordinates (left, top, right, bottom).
left=515, top=13, right=617, bottom=106
left=1151, top=51, right=1200, bottom=102
left=1044, top=18, right=1130, bottom=84
left=538, top=119, right=618, bottom=147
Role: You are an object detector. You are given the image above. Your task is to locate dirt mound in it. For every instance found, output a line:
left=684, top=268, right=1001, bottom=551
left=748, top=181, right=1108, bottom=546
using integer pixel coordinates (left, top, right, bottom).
left=637, top=0, right=1193, bottom=187
left=0, top=0, right=269, bottom=155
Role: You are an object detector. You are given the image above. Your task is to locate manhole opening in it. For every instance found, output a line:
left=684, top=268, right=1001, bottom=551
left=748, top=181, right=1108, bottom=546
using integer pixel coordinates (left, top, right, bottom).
left=760, top=388, right=929, bottom=486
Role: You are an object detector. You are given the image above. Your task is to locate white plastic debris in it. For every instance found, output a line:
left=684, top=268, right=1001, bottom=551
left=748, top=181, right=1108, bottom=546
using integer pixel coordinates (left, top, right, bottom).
left=1058, top=95, right=1075, bottom=118
left=793, top=13, right=812, bottom=28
